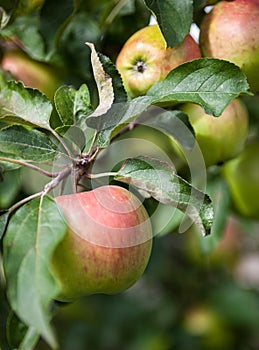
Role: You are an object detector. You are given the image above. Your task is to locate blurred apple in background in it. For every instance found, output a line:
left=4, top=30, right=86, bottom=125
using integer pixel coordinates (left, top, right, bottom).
left=116, top=24, right=201, bottom=98
left=222, top=141, right=259, bottom=219
left=1, top=49, right=63, bottom=99
left=170, top=98, right=249, bottom=167
left=199, top=0, right=259, bottom=92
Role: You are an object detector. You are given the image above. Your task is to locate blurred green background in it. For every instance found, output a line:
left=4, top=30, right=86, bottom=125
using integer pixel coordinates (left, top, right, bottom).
left=1, top=0, right=259, bottom=349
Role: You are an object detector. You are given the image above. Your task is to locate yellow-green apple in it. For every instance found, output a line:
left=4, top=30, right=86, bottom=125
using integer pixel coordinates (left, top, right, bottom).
left=199, top=0, right=259, bottom=92
left=222, top=142, right=259, bottom=219
left=51, top=185, right=153, bottom=302
left=116, top=24, right=201, bottom=98
left=1, top=49, right=62, bottom=99
left=171, top=98, right=249, bottom=167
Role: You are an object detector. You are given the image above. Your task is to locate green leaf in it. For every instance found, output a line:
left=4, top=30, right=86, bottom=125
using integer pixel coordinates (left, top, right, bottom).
left=7, top=310, right=41, bottom=350
left=0, top=211, right=9, bottom=240
left=197, top=176, right=231, bottom=254
left=7, top=311, right=28, bottom=349
left=54, top=85, right=76, bottom=126
left=74, top=84, right=92, bottom=126
left=0, top=168, right=21, bottom=208
left=115, top=156, right=214, bottom=236
left=86, top=96, right=152, bottom=147
left=19, top=327, right=40, bottom=350
left=145, top=109, right=195, bottom=150
left=87, top=58, right=251, bottom=148
left=55, top=125, right=86, bottom=153
left=6, top=310, right=41, bottom=350
left=3, top=195, right=67, bottom=348
left=0, top=125, right=59, bottom=162
left=86, top=42, right=114, bottom=118
left=98, top=53, right=128, bottom=103
left=148, top=58, right=252, bottom=116
left=143, top=0, right=193, bottom=47
left=1, top=15, right=46, bottom=60
left=0, top=80, right=53, bottom=129
left=54, top=84, right=92, bottom=127
left=0, top=159, right=21, bottom=172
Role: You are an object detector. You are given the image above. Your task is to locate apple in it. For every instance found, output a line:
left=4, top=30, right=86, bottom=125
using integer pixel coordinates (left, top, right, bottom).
left=222, top=142, right=259, bottom=219
left=116, top=24, right=201, bottom=98
left=1, top=49, right=62, bottom=99
left=51, top=185, right=153, bottom=302
left=171, top=98, right=249, bottom=167
left=199, top=0, right=259, bottom=92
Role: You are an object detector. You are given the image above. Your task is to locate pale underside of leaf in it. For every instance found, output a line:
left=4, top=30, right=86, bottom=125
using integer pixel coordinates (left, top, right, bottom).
left=86, top=42, right=114, bottom=118
left=116, top=156, right=213, bottom=236
left=87, top=58, right=251, bottom=148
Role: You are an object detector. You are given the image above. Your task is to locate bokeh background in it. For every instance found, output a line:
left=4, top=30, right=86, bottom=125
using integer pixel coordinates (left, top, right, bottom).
left=1, top=0, right=259, bottom=349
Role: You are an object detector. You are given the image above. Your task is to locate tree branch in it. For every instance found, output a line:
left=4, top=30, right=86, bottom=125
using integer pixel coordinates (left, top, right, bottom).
left=0, top=157, right=60, bottom=177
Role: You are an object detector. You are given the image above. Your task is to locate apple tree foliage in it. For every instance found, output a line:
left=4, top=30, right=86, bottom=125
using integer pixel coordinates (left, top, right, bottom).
left=0, top=0, right=254, bottom=348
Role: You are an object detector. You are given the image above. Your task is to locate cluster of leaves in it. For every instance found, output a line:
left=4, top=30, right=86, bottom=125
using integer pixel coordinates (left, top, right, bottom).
left=0, top=0, right=253, bottom=348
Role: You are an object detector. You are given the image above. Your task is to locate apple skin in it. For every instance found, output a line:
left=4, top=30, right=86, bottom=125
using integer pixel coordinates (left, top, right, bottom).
left=199, top=0, right=259, bottom=92
left=1, top=50, right=62, bottom=99
left=171, top=99, right=249, bottom=167
left=116, top=24, right=201, bottom=98
left=51, top=185, right=153, bottom=302
left=222, top=142, right=259, bottom=219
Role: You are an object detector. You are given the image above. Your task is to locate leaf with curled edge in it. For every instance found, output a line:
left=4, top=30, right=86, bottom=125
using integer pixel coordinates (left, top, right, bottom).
left=115, top=156, right=214, bottom=236
left=98, top=53, right=128, bottom=103
left=87, top=58, right=251, bottom=149
left=85, top=42, right=114, bottom=119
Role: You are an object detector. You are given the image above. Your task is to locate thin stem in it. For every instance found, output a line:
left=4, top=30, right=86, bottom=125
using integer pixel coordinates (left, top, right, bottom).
left=43, top=165, right=72, bottom=195
left=85, top=129, right=98, bottom=154
left=49, top=128, right=76, bottom=160
left=105, top=0, right=130, bottom=25
left=7, top=165, right=73, bottom=214
left=71, top=167, right=78, bottom=194
left=110, top=121, right=136, bottom=143
left=86, top=171, right=118, bottom=179
left=88, top=146, right=99, bottom=162
left=8, top=191, right=43, bottom=214
left=0, top=157, right=60, bottom=177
